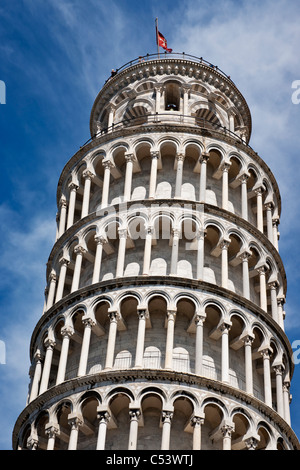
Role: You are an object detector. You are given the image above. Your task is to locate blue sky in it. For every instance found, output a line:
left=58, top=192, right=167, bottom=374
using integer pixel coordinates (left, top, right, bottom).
left=1, top=0, right=300, bottom=450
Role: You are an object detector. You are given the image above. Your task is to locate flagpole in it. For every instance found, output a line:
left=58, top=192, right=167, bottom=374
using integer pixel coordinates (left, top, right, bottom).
left=155, top=17, right=159, bottom=57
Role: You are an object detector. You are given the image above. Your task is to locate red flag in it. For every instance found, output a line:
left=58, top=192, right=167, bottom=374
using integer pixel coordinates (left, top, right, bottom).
left=157, top=30, right=172, bottom=53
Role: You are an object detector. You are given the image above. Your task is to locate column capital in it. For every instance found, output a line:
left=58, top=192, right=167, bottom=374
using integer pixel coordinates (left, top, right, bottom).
left=273, top=363, right=284, bottom=375
left=150, top=150, right=160, bottom=159
left=162, top=410, right=173, bottom=423
left=167, top=309, right=177, bottom=321
left=48, top=272, right=57, bottom=283
left=244, top=436, right=259, bottom=450
left=82, top=169, right=95, bottom=180
left=200, top=152, right=209, bottom=163
left=238, top=249, right=252, bottom=261
left=59, top=198, right=67, bottom=208
left=97, top=409, right=111, bottom=424
left=238, top=172, right=250, bottom=183
left=82, top=316, right=96, bottom=328
left=59, top=256, right=70, bottom=267
left=191, top=415, right=205, bottom=427
left=68, top=181, right=79, bottom=191
left=108, top=309, right=120, bottom=322
left=94, top=234, right=107, bottom=245
left=221, top=422, right=235, bottom=438
left=260, top=347, right=272, bottom=359
left=68, top=413, right=83, bottom=430
left=102, top=159, right=114, bottom=170
left=27, top=436, right=39, bottom=450
left=45, top=423, right=60, bottom=439
left=118, top=227, right=128, bottom=239
left=221, top=161, right=231, bottom=172
left=137, top=308, right=149, bottom=320
left=219, top=321, right=232, bottom=334
left=44, top=337, right=56, bottom=349
left=129, top=409, right=141, bottom=421
left=61, top=326, right=74, bottom=338
left=194, top=313, right=206, bottom=326
left=124, top=152, right=135, bottom=163
left=176, top=152, right=185, bottom=162
left=242, top=334, right=254, bottom=347
left=74, top=244, right=87, bottom=255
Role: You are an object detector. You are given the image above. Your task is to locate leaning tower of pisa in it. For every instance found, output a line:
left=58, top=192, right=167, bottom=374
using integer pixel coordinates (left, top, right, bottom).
left=13, top=53, right=299, bottom=450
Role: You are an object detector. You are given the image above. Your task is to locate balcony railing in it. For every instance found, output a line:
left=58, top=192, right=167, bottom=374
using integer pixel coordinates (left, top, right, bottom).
left=83, top=113, right=251, bottom=151
left=106, top=51, right=234, bottom=85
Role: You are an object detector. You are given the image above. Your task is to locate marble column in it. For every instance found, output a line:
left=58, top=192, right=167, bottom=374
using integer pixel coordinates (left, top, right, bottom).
left=58, top=198, right=67, bottom=238
left=39, top=338, right=56, bottom=394
left=196, top=229, right=206, bottom=280
left=221, top=423, right=235, bottom=450
left=199, top=153, right=209, bottom=202
left=71, top=245, right=86, bottom=293
left=257, top=266, right=267, bottom=312
left=194, top=314, right=205, bottom=375
left=29, top=350, right=43, bottom=402
left=220, top=322, right=231, bottom=384
left=124, top=153, right=135, bottom=201
left=92, top=235, right=107, bottom=284
left=78, top=317, right=95, bottom=377
left=255, top=187, right=264, bottom=232
left=175, top=153, right=185, bottom=198
left=165, top=309, right=176, bottom=369
left=116, top=228, right=127, bottom=277
left=128, top=409, right=141, bottom=450
left=105, top=311, right=119, bottom=369
left=96, top=410, right=111, bottom=450
left=55, top=257, right=69, bottom=302
left=261, top=349, right=272, bottom=407
left=45, top=424, right=59, bottom=451
left=68, top=415, right=83, bottom=450
left=244, top=335, right=254, bottom=395
left=56, top=326, right=74, bottom=385
left=222, top=162, right=231, bottom=210
left=191, top=416, right=204, bottom=450
left=142, top=225, right=154, bottom=275
left=67, top=182, right=78, bottom=229
left=101, top=160, right=112, bottom=208
left=161, top=411, right=173, bottom=450
left=46, top=272, right=57, bottom=310
left=81, top=170, right=94, bottom=218
left=135, top=309, right=148, bottom=368
left=149, top=151, right=159, bottom=198
left=274, top=365, right=284, bottom=417
left=170, top=228, right=180, bottom=275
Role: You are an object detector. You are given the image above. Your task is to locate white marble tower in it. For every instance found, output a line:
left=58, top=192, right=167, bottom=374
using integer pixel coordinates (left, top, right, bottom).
left=13, top=53, right=299, bottom=450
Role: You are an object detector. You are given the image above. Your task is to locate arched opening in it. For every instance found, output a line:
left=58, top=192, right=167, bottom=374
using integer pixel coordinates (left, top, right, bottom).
left=170, top=396, right=194, bottom=450
left=114, top=296, right=139, bottom=370
left=144, top=296, right=168, bottom=368
left=202, top=402, right=224, bottom=450
left=106, top=393, right=131, bottom=450
left=164, top=81, right=180, bottom=111
left=137, top=393, right=163, bottom=449
left=206, top=149, right=222, bottom=207
left=203, top=304, right=223, bottom=381
left=55, top=401, right=72, bottom=450
left=204, top=224, right=222, bottom=285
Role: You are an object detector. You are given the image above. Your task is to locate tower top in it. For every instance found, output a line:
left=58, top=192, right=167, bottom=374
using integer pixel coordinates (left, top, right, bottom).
left=90, top=53, right=252, bottom=145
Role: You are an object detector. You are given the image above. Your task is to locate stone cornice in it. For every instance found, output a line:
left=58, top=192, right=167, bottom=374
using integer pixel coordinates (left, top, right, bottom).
left=55, top=123, right=281, bottom=218
left=30, top=275, right=294, bottom=377
left=12, top=369, right=300, bottom=450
